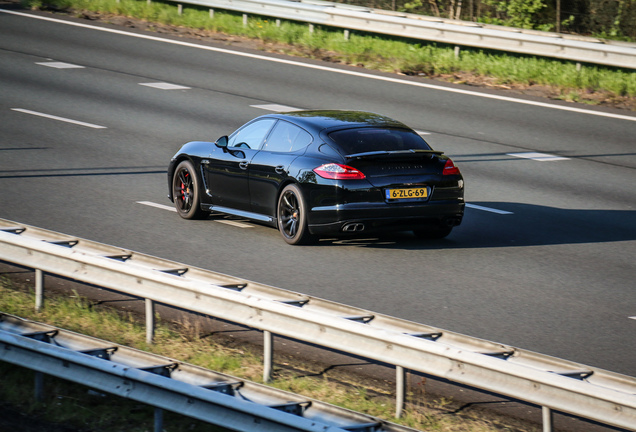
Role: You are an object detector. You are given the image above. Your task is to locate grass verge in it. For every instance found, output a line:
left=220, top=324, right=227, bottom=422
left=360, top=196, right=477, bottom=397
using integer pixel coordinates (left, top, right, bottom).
left=17, top=0, right=636, bottom=110
left=0, top=275, right=537, bottom=432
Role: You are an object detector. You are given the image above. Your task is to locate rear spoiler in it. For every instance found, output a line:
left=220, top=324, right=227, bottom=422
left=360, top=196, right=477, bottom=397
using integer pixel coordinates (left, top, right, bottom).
left=345, top=149, right=445, bottom=160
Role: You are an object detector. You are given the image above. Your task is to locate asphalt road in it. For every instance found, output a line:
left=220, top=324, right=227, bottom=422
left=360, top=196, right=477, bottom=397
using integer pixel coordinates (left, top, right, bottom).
left=1, top=5, right=635, bottom=387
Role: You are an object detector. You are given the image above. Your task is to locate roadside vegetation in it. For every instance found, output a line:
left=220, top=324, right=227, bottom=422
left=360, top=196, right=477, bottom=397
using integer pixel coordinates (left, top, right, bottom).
left=0, top=276, right=537, bottom=431
left=17, top=0, right=636, bottom=110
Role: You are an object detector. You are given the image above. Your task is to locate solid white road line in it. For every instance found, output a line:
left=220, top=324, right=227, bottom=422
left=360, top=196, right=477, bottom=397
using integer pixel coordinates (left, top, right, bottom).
left=3, top=9, right=636, bottom=123
left=11, top=108, right=107, bottom=129
left=465, top=203, right=514, bottom=215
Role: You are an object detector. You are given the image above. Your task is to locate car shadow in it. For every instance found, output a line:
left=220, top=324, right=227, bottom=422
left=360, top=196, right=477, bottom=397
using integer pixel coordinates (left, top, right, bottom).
left=316, top=201, right=636, bottom=250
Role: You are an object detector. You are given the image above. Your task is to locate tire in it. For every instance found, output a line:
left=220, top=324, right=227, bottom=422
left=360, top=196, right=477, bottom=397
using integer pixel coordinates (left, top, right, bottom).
left=413, top=225, right=453, bottom=239
left=172, top=160, right=207, bottom=220
left=277, top=184, right=315, bottom=245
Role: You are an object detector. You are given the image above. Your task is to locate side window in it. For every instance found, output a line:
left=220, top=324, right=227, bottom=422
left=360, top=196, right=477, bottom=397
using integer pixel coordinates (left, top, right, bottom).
left=261, top=121, right=312, bottom=153
left=228, top=119, right=276, bottom=149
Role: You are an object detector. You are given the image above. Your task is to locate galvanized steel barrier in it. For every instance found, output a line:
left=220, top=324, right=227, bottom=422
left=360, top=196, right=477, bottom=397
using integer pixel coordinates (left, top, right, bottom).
left=0, top=314, right=418, bottom=432
left=1, top=218, right=635, bottom=431
left=163, top=0, right=636, bottom=69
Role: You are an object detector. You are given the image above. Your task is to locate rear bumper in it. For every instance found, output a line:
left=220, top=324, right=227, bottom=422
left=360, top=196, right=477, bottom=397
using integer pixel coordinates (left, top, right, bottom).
left=307, top=200, right=464, bottom=235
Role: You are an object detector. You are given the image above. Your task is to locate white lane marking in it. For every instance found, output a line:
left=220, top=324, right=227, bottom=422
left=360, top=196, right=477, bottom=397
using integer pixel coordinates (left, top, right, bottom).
left=141, top=200, right=513, bottom=219
left=629, top=316, right=636, bottom=320
left=4, top=9, right=635, bottom=123
left=415, top=130, right=431, bottom=135
left=137, top=201, right=176, bottom=212
left=11, top=108, right=107, bottom=129
left=508, top=152, right=570, bottom=161
left=216, top=220, right=253, bottom=228
left=36, top=61, right=84, bottom=69
left=139, top=82, right=191, bottom=90
left=251, top=104, right=302, bottom=112
left=137, top=201, right=254, bottom=228
left=466, top=203, right=514, bottom=215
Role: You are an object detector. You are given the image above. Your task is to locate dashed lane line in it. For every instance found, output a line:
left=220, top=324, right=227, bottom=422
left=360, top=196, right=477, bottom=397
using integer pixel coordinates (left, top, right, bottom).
left=11, top=108, right=107, bottom=129
left=139, top=82, right=191, bottom=90
left=250, top=104, right=302, bottom=112
left=140, top=200, right=513, bottom=224
left=137, top=201, right=176, bottom=212
left=508, top=152, right=570, bottom=161
left=465, top=204, right=514, bottom=215
left=36, top=61, right=84, bottom=69
left=4, top=9, right=635, bottom=123
left=216, top=220, right=254, bottom=228
left=137, top=201, right=253, bottom=228
left=251, top=106, right=434, bottom=135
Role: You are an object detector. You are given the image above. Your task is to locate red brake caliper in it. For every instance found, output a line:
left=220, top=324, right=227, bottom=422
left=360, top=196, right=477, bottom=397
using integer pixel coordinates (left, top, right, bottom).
left=181, top=173, right=189, bottom=200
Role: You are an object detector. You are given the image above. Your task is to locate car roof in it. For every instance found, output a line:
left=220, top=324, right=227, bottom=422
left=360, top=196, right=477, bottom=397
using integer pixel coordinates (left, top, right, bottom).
left=262, top=110, right=411, bottom=134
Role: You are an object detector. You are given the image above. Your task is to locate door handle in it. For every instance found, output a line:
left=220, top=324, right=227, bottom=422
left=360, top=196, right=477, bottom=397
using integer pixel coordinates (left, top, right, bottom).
left=239, top=161, right=249, bottom=170
left=275, top=166, right=287, bottom=175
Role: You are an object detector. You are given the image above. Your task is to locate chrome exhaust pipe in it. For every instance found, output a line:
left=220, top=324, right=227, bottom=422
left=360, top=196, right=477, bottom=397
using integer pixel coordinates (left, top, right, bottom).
left=342, top=223, right=365, bottom=232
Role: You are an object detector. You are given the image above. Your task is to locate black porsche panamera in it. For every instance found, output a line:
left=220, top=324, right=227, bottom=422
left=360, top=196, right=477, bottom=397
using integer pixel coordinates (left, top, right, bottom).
left=167, top=110, right=464, bottom=245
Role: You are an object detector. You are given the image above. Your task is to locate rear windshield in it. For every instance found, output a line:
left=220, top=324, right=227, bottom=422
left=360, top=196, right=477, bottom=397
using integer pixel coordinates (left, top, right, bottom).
left=328, top=128, right=432, bottom=155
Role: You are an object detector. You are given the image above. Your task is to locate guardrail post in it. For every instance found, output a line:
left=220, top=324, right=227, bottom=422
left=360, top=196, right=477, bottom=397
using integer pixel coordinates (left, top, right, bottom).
left=454, top=45, right=461, bottom=59
left=542, top=406, right=553, bottom=432
left=344, top=29, right=350, bottom=40
left=145, top=299, right=155, bottom=344
left=395, top=366, right=405, bottom=418
left=178, top=4, right=183, bottom=15
left=309, top=24, right=315, bottom=34
left=35, top=269, right=44, bottom=311
left=154, top=407, right=164, bottom=432
left=209, top=8, right=214, bottom=18
left=242, top=14, right=248, bottom=27
left=263, top=330, right=273, bottom=383
left=34, top=371, right=44, bottom=402
left=276, top=19, right=281, bottom=27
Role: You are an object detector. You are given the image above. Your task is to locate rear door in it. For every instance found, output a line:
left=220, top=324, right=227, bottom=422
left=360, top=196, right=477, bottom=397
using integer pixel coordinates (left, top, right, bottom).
left=249, top=120, right=313, bottom=216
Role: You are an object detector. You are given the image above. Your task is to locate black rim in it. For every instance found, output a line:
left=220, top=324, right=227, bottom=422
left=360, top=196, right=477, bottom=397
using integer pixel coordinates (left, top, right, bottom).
left=279, top=190, right=300, bottom=239
left=174, top=167, right=194, bottom=214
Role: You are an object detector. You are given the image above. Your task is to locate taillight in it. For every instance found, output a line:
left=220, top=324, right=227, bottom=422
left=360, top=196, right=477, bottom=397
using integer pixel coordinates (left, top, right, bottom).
left=443, top=159, right=461, bottom=175
left=313, top=163, right=366, bottom=180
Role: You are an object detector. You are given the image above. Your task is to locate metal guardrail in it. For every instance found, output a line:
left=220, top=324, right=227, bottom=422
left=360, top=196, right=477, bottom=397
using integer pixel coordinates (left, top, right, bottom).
left=1, top=218, right=635, bottom=431
left=165, top=0, right=636, bottom=69
left=0, top=314, right=417, bottom=432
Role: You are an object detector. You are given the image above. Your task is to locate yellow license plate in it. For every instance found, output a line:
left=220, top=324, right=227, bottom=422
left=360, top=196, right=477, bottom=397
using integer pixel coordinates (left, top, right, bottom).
left=385, top=187, right=428, bottom=200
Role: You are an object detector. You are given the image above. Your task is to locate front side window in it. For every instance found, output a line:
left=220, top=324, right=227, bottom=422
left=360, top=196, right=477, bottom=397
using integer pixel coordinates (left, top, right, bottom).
left=228, top=119, right=276, bottom=149
left=262, top=121, right=312, bottom=153
left=328, top=128, right=432, bottom=155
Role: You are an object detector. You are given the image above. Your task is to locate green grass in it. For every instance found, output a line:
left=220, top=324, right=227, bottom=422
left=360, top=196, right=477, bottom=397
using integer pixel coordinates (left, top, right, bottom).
left=21, top=0, right=636, bottom=107
left=0, top=276, right=537, bottom=431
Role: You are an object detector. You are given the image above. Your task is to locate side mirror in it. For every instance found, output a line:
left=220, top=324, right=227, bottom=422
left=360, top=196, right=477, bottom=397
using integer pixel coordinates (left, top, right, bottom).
left=215, top=136, right=228, bottom=148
